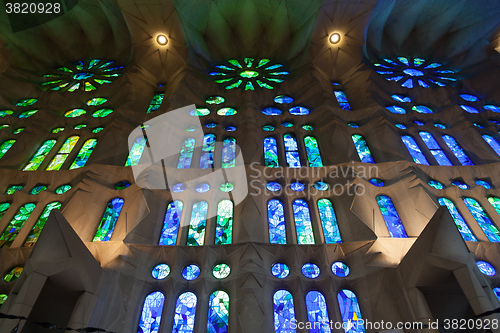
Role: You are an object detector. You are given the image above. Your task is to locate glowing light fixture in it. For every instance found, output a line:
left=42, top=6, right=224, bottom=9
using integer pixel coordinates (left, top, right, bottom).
left=329, top=33, right=341, bottom=44
left=156, top=34, right=168, bottom=46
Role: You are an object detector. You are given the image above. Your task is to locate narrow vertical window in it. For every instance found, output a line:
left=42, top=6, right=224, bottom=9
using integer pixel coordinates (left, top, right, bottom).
left=337, top=289, right=366, bottom=333
left=305, top=291, right=332, bottom=333
left=46, top=136, right=80, bottom=170
left=268, top=199, right=286, bottom=244
left=187, top=201, right=208, bottom=246
left=147, top=93, right=164, bottom=113
left=158, top=201, right=183, bottom=246
left=69, top=138, right=97, bottom=169
left=207, top=290, right=229, bottom=333
left=0, top=203, right=36, bottom=248
left=177, top=138, right=196, bottom=169
left=264, top=137, right=279, bottom=167
left=352, top=134, right=374, bottom=163
left=401, top=135, right=430, bottom=165
left=317, top=199, right=341, bottom=243
left=442, top=135, right=474, bottom=165
left=376, top=195, right=408, bottom=238
left=438, top=198, right=477, bottom=242
left=200, top=134, right=216, bottom=169
left=215, top=200, right=233, bottom=245
left=173, top=292, right=197, bottom=333
left=273, top=290, right=296, bottom=333
left=92, top=198, right=124, bottom=242
left=463, top=198, right=500, bottom=242
left=0, top=203, right=11, bottom=220
left=222, top=137, right=236, bottom=168
left=125, top=136, right=147, bottom=166
left=23, top=139, right=57, bottom=171
left=482, top=134, right=500, bottom=157
left=419, top=132, right=452, bottom=165
left=137, top=291, right=165, bottom=333
left=24, top=202, right=62, bottom=247
left=334, top=91, right=351, bottom=110
left=284, top=133, right=301, bottom=168
left=304, top=136, right=323, bottom=167
left=0, top=140, right=15, bottom=160
left=488, top=196, right=500, bottom=217
left=292, top=199, right=315, bottom=244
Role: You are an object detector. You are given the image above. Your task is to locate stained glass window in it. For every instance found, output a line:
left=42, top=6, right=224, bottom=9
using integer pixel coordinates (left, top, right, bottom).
left=290, top=182, right=304, bottom=191
left=263, top=125, right=275, bottom=131
left=305, top=291, right=331, bottom=333
left=207, top=290, right=229, bottom=333
left=317, top=199, right=341, bottom=243
left=152, top=264, right=170, bottom=279
left=352, top=135, right=375, bottom=163
left=271, top=263, right=290, bottom=278
left=391, top=94, right=411, bottom=103
left=476, top=180, right=492, bottom=189
left=23, top=139, right=57, bottom=171
left=412, top=105, right=433, bottom=114
left=212, top=264, right=231, bottom=279
left=418, top=132, right=452, bottom=166
left=442, top=135, right=474, bottom=166
left=331, top=262, right=350, bottom=277
left=182, top=264, right=200, bottom=280
left=0, top=140, right=15, bottom=160
left=147, top=93, right=164, bottom=113
left=0, top=203, right=11, bottom=220
left=64, top=108, right=86, bottom=117
left=125, top=136, right=147, bottom=166
left=222, top=137, right=236, bottom=168
left=452, top=180, right=468, bottom=190
left=92, top=126, right=104, bottom=133
left=92, top=198, right=124, bottom=242
left=376, top=195, right=408, bottom=238
left=187, top=201, right=208, bottom=246
left=477, top=261, right=496, bottom=276
left=314, top=182, right=329, bottom=191
left=438, top=198, right=477, bottom=242
left=284, top=133, right=301, bottom=168
left=292, top=199, right=315, bottom=244
left=199, top=134, right=216, bottom=169
left=173, top=292, right=197, bottom=333
left=268, top=199, right=286, bottom=244
left=401, top=135, right=430, bottom=165
left=55, top=184, right=71, bottom=194
left=30, top=185, right=47, bottom=195
left=115, top=181, right=130, bottom=190
left=217, top=108, right=237, bottom=116
left=488, top=196, right=500, bottom=219
left=334, top=91, right=351, bottom=110
left=263, top=107, right=282, bottom=116
left=302, top=125, right=313, bottom=131
left=220, top=182, right=234, bottom=192
left=304, top=136, right=323, bottom=167
left=196, top=184, right=210, bottom=193
left=386, top=106, right=406, bottom=114
left=46, top=136, right=80, bottom=170
left=159, top=201, right=183, bottom=246
left=0, top=294, right=7, bottom=308
left=337, top=289, right=365, bottom=333
left=23, top=202, right=62, bottom=247
left=302, top=263, right=320, bottom=278
left=0, top=203, right=36, bottom=248
left=92, top=109, right=113, bottom=118
left=137, top=291, right=165, bottom=333
left=482, top=135, right=500, bottom=157
left=463, top=197, right=500, bottom=242
left=215, top=200, right=233, bottom=245
left=177, top=138, right=196, bottom=169
left=3, top=267, right=23, bottom=282
left=273, top=290, right=296, bottom=333
left=460, top=105, right=479, bottom=113
left=494, top=287, right=500, bottom=302
left=289, top=106, right=309, bottom=115
left=264, top=137, right=279, bottom=167
left=275, top=95, right=293, bottom=104
left=369, top=178, right=384, bottom=187
left=267, top=182, right=281, bottom=192
left=6, top=185, right=22, bottom=195
left=206, top=96, right=225, bottom=104
left=69, top=139, right=97, bottom=169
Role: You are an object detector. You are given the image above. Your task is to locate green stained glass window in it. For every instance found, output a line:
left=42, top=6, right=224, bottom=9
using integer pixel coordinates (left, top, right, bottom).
left=52, top=127, right=64, bottom=133
left=73, top=124, right=87, bottom=129
left=125, top=136, right=147, bottom=167
left=46, top=136, right=80, bottom=171
left=220, top=182, right=234, bottom=192
left=222, top=137, right=236, bottom=168
left=3, top=267, right=23, bottom=282
left=206, top=96, right=225, bottom=105
left=0, top=124, right=8, bottom=129
left=352, top=134, right=375, bottom=163
left=69, top=139, right=97, bottom=169
left=177, top=138, right=195, bottom=169
left=318, top=198, right=342, bottom=243
left=215, top=200, right=233, bottom=245
left=147, top=93, right=164, bottom=113
left=16, top=98, right=37, bottom=107
left=23, top=139, right=57, bottom=171
left=12, top=128, right=24, bottom=134
left=5, top=185, right=22, bottom=195
left=0, top=203, right=36, bottom=248
left=92, top=109, right=113, bottom=117
left=92, top=198, right=124, bottom=242
left=304, top=136, right=323, bottom=167
left=207, top=291, right=230, bottom=333
left=92, top=127, right=104, bottom=133
left=0, top=203, right=11, bottom=220
left=86, top=97, right=107, bottom=106
left=18, top=110, right=38, bottom=118
left=55, top=184, right=72, bottom=194
left=187, top=201, right=208, bottom=246
left=64, top=109, right=86, bottom=117
left=217, top=107, right=237, bottom=116
left=0, top=294, right=7, bottom=308
left=0, top=140, right=15, bottom=160
left=23, top=202, right=61, bottom=247
left=0, top=110, right=13, bottom=117
left=190, top=108, right=210, bottom=116
left=29, top=185, right=47, bottom=195
left=292, top=199, right=315, bottom=244
left=212, top=264, right=231, bottom=279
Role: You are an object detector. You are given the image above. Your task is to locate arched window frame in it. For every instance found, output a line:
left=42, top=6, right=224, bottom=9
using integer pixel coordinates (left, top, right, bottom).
left=376, top=194, right=408, bottom=238
left=268, top=199, right=286, bottom=244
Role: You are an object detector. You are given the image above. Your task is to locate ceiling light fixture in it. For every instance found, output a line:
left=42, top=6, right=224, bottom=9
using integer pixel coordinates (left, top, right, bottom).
left=157, top=34, right=168, bottom=46
left=329, top=33, right=341, bottom=44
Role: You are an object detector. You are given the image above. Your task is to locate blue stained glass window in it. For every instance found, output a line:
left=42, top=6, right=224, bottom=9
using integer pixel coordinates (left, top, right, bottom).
left=284, top=134, right=301, bottom=168
left=352, top=135, right=375, bottom=163
left=331, top=262, right=350, bottom=277
left=292, top=199, right=315, bottom=244
left=275, top=95, right=293, bottom=104
left=273, top=290, right=296, bottom=333
left=337, top=290, right=365, bottom=333
left=272, top=263, right=290, bottom=279
left=206, top=122, right=218, bottom=128
left=386, top=106, right=406, bottom=114
left=395, top=124, right=407, bottom=130
left=414, top=120, right=425, bottom=126
left=225, top=126, right=236, bottom=132
left=304, top=136, right=323, bottom=167
left=172, top=183, right=186, bottom=192
left=452, top=180, right=468, bottom=190
left=289, top=106, right=309, bottom=115
left=438, top=198, right=477, bottom=242
left=317, top=199, right=341, bottom=243
left=159, top=201, right=183, bottom=246
left=348, top=122, right=359, bottom=128
left=177, top=138, right=195, bottom=169
left=173, top=292, right=197, bottom=333
left=268, top=199, right=286, bottom=244
left=489, top=119, right=500, bottom=125
left=473, top=123, right=484, bottom=128
left=290, top=182, right=304, bottom=191
left=195, top=183, right=210, bottom=193
left=401, top=135, right=430, bottom=165
left=263, top=125, right=275, bottom=131
left=305, top=291, right=331, bottom=333
left=391, top=95, right=411, bottom=103
left=418, top=132, right=452, bottom=166
left=222, top=137, right=236, bottom=168
left=199, top=134, right=216, bottom=169
left=182, top=265, right=201, bottom=280
left=267, top=182, right=281, bottom=192
left=460, top=105, right=479, bottom=114
left=484, top=105, right=500, bottom=113
left=207, top=290, right=229, bottom=333
left=187, top=201, right=208, bottom=246
left=92, top=198, right=124, bottom=242
left=482, top=135, right=500, bottom=157
left=434, top=123, right=447, bottom=129
left=302, top=263, right=320, bottom=278
left=376, top=195, right=408, bottom=238
left=402, top=78, right=413, bottom=88
left=493, top=287, right=500, bottom=302
left=412, top=105, right=433, bottom=114
left=477, top=261, right=496, bottom=276
left=152, top=264, right=170, bottom=279
left=428, top=180, right=444, bottom=189
left=263, top=107, right=282, bottom=116
left=460, top=94, right=479, bottom=102
left=442, top=135, right=474, bottom=166
left=314, top=181, right=329, bottom=191
left=264, top=137, right=279, bottom=167
left=476, top=180, right=492, bottom=189
left=369, top=178, right=384, bottom=187
left=463, top=198, right=500, bottom=242
left=334, top=91, right=351, bottom=110
left=215, top=200, right=233, bottom=245
left=137, top=291, right=165, bottom=333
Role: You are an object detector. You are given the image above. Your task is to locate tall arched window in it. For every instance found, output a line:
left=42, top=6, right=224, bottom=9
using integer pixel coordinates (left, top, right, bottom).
left=376, top=195, right=408, bottom=238
left=125, top=136, right=147, bottom=166
left=419, top=132, right=452, bottom=165
left=273, top=290, right=296, bottom=333
left=46, top=136, right=80, bottom=170
left=438, top=198, right=477, bottom=242
left=352, top=134, right=374, bottom=163
left=69, top=138, right=97, bottom=169
left=207, top=290, right=229, bottom=333
left=23, top=139, right=57, bottom=171
left=187, top=201, right=208, bottom=246
left=137, top=291, right=165, bottom=333
left=337, top=289, right=365, bottom=333
left=441, top=135, right=474, bottom=166
left=158, top=201, right=183, bottom=246
left=173, top=292, right=197, bottom=333
left=0, top=140, right=15, bottom=161
left=222, top=137, right=237, bottom=168
left=177, top=138, right=196, bottom=169
left=305, top=291, right=331, bottom=333
left=304, top=136, right=323, bottom=167
left=200, top=134, right=216, bottom=169
left=0, top=203, right=36, bottom=248
left=401, top=135, right=429, bottom=165
left=268, top=199, right=286, bottom=244
left=482, top=135, right=500, bottom=157
left=264, top=137, right=279, bottom=167
left=292, top=199, right=315, bottom=244
left=24, top=201, right=62, bottom=247
left=215, top=200, right=233, bottom=245
left=92, top=198, right=124, bottom=242
left=284, top=133, right=301, bottom=168
left=463, top=198, right=500, bottom=242
left=317, top=199, right=341, bottom=243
